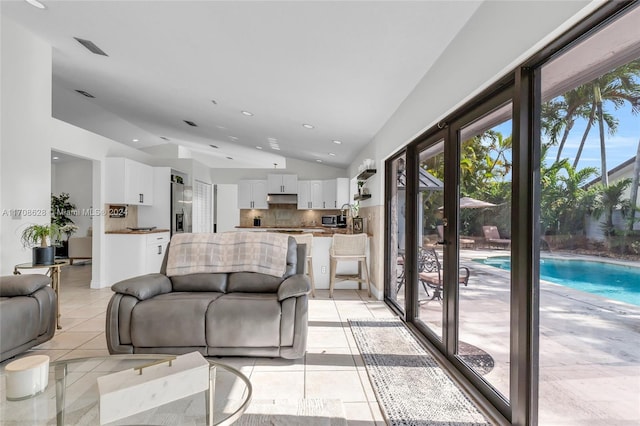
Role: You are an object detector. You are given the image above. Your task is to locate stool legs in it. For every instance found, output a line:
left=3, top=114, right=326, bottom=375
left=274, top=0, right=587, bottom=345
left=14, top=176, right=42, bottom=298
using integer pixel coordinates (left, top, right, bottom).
left=329, top=256, right=371, bottom=298
left=329, top=257, right=337, bottom=298
left=307, top=256, right=315, bottom=297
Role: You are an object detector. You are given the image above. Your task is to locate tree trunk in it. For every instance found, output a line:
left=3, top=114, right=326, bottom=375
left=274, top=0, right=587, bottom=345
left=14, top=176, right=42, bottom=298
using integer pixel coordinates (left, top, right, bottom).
left=594, top=84, right=608, bottom=186
left=572, top=104, right=596, bottom=169
left=628, top=138, right=640, bottom=231
left=555, top=119, right=574, bottom=163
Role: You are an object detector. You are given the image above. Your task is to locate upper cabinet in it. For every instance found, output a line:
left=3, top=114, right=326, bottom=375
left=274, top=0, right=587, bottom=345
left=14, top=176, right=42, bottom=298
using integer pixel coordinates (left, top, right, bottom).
left=105, top=158, right=154, bottom=205
left=298, top=180, right=323, bottom=209
left=238, top=180, right=268, bottom=209
left=267, top=174, right=298, bottom=194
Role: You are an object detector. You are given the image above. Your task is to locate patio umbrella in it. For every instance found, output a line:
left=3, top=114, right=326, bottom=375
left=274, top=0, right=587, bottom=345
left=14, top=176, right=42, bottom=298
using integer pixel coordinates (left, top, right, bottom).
left=438, top=196, right=497, bottom=210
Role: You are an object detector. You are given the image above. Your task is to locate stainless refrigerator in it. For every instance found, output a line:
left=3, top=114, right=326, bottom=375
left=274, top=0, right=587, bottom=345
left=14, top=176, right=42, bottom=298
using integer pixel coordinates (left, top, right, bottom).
left=171, top=182, right=192, bottom=235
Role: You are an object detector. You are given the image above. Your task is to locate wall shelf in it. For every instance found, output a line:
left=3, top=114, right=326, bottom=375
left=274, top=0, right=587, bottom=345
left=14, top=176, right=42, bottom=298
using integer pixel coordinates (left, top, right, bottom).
left=354, top=194, right=372, bottom=201
left=356, top=169, right=377, bottom=181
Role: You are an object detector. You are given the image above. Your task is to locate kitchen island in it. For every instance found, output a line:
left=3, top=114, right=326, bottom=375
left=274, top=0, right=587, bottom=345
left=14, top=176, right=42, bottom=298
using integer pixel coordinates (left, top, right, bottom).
left=235, top=226, right=370, bottom=290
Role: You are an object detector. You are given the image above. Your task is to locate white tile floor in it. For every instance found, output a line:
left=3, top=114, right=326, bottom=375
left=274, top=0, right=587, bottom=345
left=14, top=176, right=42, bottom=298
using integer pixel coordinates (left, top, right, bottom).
left=6, top=263, right=393, bottom=425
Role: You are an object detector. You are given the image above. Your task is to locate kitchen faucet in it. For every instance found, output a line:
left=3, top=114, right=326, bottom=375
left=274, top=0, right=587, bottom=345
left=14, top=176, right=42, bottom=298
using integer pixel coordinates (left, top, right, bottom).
left=340, top=203, right=353, bottom=217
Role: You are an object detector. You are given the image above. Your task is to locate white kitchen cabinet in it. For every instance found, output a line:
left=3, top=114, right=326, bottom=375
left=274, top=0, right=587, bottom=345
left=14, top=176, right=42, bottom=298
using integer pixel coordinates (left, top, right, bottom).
left=321, top=178, right=349, bottom=209
left=267, top=174, right=298, bottom=194
left=105, top=232, right=170, bottom=285
left=237, top=180, right=268, bottom=209
left=297, top=180, right=323, bottom=209
left=105, top=158, right=154, bottom=205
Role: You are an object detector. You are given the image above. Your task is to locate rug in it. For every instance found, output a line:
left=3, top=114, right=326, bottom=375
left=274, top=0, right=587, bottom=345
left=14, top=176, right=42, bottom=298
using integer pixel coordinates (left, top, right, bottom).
left=349, top=318, right=491, bottom=426
left=235, top=399, right=347, bottom=426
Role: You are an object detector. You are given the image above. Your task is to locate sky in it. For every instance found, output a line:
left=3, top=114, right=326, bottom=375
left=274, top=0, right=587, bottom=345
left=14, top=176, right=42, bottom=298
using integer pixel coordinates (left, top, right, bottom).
left=491, top=100, right=638, bottom=176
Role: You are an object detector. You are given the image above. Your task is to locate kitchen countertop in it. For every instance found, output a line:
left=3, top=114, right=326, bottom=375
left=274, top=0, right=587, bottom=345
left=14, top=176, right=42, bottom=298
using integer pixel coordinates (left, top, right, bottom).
left=105, top=228, right=170, bottom=235
left=235, top=226, right=351, bottom=237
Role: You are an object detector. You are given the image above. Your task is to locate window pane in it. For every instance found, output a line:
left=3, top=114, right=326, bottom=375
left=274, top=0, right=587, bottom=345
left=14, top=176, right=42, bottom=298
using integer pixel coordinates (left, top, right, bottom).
left=538, top=6, right=640, bottom=424
left=417, top=140, right=445, bottom=340
left=389, top=154, right=407, bottom=312
left=458, top=104, right=512, bottom=400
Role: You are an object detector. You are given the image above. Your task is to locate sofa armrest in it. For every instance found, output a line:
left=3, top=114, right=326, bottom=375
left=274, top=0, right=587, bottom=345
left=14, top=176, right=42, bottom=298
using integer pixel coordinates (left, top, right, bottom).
left=111, top=273, right=172, bottom=300
left=277, top=274, right=311, bottom=301
left=0, top=274, right=50, bottom=297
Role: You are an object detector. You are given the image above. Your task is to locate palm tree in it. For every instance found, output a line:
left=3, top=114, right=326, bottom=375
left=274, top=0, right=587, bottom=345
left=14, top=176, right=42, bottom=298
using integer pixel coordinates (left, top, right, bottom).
left=591, top=60, right=640, bottom=185
left=551, top=86, right=593, bottom=163
left=572, top=101, right=617, bottom=169
left=627, top=139, right=640, bottom=232
left=591, top=178, right=632, bottom=237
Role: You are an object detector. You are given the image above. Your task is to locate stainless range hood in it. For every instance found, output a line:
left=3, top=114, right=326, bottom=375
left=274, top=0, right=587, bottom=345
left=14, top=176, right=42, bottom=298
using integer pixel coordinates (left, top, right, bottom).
left=267, top=194, right=298, bottom=205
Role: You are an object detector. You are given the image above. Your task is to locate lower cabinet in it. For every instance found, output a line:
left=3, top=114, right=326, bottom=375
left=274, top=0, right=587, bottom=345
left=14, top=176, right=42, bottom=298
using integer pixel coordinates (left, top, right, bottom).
left=105, top=232, right=170, bottom=285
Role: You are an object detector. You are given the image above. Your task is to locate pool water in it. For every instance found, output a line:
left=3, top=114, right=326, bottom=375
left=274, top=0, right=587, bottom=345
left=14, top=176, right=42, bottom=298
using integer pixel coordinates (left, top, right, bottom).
left=474, top=256, right=640, bottom=306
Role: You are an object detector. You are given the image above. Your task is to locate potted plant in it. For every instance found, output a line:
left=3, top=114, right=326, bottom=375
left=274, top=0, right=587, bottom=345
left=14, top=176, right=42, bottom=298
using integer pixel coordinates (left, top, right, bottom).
left=21, top=223, right=61, bottom=265
left=51, top=193, right=76, bottom=257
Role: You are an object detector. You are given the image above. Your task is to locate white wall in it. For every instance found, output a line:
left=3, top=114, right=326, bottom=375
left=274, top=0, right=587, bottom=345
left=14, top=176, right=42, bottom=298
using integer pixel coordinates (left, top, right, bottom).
left=349, top=0, right=599, bottom=206
left=211, top=157, right=348, bottom=184
left=0, top=17, right=156, bottom=287
left=52, top=159, right=93, bottom=237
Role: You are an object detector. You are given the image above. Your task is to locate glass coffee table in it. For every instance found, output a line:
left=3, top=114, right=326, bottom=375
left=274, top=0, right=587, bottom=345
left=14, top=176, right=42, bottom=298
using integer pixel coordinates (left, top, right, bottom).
left=0, top=354, right=252, bottom=426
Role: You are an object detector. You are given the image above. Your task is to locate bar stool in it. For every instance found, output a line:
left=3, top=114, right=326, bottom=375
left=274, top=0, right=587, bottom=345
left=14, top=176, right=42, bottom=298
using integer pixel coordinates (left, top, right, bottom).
left=293, top=233, right=315, bottom=297
left=329, top=233, right=370, bottom=298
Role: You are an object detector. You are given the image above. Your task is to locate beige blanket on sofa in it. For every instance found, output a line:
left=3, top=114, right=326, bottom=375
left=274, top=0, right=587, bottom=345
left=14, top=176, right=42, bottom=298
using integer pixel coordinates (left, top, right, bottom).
left=166, top=232, right=291, bottom=278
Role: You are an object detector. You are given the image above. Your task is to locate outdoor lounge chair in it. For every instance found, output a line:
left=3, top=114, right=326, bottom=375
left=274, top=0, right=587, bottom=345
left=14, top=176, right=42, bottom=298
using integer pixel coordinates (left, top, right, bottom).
left=416, top=247, right=470, bottom=301
left=482, top=225, right=511, bottom=249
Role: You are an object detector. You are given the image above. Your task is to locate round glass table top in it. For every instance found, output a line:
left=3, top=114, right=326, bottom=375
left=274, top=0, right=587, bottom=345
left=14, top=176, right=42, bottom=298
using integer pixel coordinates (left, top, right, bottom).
left=0, top=354, right=252, bottom=426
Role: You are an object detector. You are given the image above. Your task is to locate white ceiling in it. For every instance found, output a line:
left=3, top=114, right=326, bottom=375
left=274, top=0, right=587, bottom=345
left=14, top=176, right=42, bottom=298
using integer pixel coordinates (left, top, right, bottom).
left=2, top=0, right=482, bottom=168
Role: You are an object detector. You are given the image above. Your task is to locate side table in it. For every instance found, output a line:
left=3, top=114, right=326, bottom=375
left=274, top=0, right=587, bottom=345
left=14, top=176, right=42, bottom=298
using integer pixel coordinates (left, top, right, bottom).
left=13, top=260, right=69, bottom=329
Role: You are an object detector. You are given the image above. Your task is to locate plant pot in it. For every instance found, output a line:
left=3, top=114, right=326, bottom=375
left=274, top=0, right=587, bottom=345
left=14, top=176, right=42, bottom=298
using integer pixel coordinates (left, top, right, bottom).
left=33, top=246, right=55, bottom=266
left=55, top=240, right=69, bottom=258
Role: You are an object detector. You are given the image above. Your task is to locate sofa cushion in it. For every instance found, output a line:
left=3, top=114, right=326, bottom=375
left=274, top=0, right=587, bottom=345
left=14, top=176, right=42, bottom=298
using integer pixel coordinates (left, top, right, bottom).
left=227, top=272, right=283, bottom=293
left=170, top=273, right=228, bottom=292
left=0, top=297, right=40, bottom=353
left=0, top=274, right=50, bottom=297
left=130, top=292, right=222, bottom=347
left=206, top=293, right=281, bottom=348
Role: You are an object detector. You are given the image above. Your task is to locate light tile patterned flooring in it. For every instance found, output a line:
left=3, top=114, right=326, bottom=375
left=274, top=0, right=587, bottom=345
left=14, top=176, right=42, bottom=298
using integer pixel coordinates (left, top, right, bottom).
left=5, top=263, right=393, bottom=425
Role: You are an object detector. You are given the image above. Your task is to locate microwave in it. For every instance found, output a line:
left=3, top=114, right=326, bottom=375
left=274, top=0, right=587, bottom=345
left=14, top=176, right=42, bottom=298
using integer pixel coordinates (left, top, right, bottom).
left=322, top=215, right=347, bottom=228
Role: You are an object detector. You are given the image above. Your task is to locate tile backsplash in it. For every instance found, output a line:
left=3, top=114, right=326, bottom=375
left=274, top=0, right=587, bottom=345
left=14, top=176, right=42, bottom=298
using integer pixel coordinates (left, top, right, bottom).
left=104, top=204, right=138, bottom=232
left=240, top=206, right=342, bottom=227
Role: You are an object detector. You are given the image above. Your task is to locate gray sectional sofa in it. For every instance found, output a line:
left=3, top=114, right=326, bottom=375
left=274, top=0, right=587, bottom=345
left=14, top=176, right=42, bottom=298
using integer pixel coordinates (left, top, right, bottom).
left=106, top=235, right=310, bottom=359
left=0, top=274, right=57, bottom=362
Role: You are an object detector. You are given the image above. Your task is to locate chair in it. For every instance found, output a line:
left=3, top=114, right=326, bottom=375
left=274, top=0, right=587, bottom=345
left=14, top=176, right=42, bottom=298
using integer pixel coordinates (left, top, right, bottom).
left=68, top=227, right=92, bottom=264
left=293, top=233, right=316, bottom=297
left=417, top=247, right=470, bottom=301
left=482, top=225, right=511, bottom=249
left=329, top=233, right=371, bottom=298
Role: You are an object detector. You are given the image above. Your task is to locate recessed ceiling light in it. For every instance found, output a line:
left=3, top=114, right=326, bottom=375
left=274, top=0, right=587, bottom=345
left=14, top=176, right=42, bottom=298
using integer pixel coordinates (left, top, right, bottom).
left=132, top=139, right=139, bottom=142
left=211, top=100, right=218, bottom=105
left=228, top=136, right=238, bottom=141
left=241, top=111, right=254, bottom=116
left=329, top=152, right=336, bottom=156
left=52, top=156, right=59, bottom=160
left=316, top=159, right=322, bottom=163
left=75, top=90, right=95, bottom=98
left=332, top=140, right=342, bottom=145
left=256, top=146, right=263, bottom=150
left=302, top=123, right=314, bottom=129
left=184, top=120, right=197, bottom=127
left=209, top=144, right=219, bottom=149
left=24, top=0, right=46, bottom=9
left=216, top=125, right=226, bottom=130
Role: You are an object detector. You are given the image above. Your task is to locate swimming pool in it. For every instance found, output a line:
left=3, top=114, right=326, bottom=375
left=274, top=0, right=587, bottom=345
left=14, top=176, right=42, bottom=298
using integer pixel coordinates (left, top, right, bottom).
left=474, top=256, right=640, bottom=306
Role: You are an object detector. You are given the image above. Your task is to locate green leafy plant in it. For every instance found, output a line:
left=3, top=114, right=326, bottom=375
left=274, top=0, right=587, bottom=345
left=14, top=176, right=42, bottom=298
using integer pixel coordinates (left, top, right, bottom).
left=51, top=193, right=76, bottom=228
left=21, top=223, right=61, bottom=248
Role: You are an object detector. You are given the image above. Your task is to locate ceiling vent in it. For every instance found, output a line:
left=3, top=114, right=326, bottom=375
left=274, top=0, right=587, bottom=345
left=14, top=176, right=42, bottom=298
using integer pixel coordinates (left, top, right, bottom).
left=74, top=37, right=108, bottom=56
left=75, top=90, right=95, bottom=98
left=184, top=120, right=198, bottom=127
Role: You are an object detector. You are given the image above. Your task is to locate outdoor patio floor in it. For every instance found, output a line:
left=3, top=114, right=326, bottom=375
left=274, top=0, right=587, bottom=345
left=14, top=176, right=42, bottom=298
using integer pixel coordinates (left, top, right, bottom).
left=396, top=247, right=640, bottom=425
